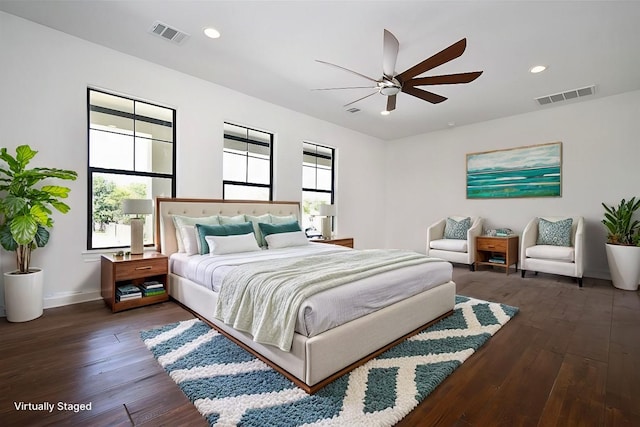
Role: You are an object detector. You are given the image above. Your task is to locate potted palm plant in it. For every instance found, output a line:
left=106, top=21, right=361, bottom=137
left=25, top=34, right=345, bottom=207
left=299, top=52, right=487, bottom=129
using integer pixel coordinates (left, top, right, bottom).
left=0, top=145, right=77, bottom=322
left=602, top=197, right=640, bottom=290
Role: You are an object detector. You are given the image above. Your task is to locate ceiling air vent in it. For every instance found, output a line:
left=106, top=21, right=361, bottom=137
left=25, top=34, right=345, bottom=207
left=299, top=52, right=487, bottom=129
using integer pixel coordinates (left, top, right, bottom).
left=148, top=21, right=190, bottom=45
left=346, top=107, right=361, bottom=113
left=535, top=85, right=595, bottom=106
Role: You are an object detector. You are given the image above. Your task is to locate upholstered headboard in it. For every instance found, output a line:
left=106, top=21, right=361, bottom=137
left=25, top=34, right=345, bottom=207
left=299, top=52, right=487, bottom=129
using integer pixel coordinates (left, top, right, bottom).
left=155, top=198, right=301, bottom=255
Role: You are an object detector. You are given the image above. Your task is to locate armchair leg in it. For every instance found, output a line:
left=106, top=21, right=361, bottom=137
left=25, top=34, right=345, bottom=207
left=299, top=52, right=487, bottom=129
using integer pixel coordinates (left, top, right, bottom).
left=578, top=277, right=583, bottom=287
left=521, top=270, right=526, bottom=278
left=469, top=264, right=475, bottom=272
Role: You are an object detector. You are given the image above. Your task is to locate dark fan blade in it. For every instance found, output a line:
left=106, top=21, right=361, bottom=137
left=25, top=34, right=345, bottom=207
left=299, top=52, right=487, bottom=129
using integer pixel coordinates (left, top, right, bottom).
left=402, top=86, right=447, bottom=104
left=396, top=38, right=468, bottom=82
left=315, top=60, right=379, bottom=83
left=407, top=71, right=483, bottom=86
left=382, top=29, right=399, bottom=78
left=386, top=95, right=397, bottom=112
left=312, top=86, right=378, bottom=91
left=344, top=91, right=379, bottom=107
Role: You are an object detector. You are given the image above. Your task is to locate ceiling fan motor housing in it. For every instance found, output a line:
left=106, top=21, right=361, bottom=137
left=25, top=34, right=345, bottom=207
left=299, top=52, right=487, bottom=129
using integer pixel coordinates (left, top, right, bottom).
left=379, top=77, right=402, bottom=96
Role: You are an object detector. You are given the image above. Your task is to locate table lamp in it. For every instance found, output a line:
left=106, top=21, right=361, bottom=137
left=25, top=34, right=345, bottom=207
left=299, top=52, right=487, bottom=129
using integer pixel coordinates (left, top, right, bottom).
left=122, top=199, right=153, bottom=254
left=318, top=203, right=336, bottom=240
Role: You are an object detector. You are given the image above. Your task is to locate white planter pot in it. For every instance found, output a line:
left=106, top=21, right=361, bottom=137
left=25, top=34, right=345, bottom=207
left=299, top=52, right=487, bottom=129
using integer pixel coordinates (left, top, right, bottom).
left=605, top=244, right=640, bottom=291
left=3, top=268, right=44, bottom=322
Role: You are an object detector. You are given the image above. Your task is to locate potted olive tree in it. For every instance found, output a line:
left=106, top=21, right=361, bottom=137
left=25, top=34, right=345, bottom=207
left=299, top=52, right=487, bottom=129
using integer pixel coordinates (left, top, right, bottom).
left=0, top=145, right=77, bottom=322
left=602, top=197, right=640, bottom=290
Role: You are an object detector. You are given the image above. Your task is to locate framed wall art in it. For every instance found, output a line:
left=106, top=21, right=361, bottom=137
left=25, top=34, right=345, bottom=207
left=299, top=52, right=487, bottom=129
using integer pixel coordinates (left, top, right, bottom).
left=466, top=141, right=562, bottom=199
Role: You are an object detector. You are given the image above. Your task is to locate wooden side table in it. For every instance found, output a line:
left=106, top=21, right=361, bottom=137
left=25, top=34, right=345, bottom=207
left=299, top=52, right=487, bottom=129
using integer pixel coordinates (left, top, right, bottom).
left=475, top=235, right=519, bottom=275
left=312, top=237, right=354, bottom=248
left=101, top=252, right=169, bottom=312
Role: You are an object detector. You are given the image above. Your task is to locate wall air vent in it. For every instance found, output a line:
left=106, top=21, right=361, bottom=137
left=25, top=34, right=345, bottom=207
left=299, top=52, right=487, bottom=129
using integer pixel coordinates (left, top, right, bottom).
left=148, top=21, right=190, bottom=45
left=535, top=85, right=595, bottom=106
left=346, top=107, right=361, bottom=113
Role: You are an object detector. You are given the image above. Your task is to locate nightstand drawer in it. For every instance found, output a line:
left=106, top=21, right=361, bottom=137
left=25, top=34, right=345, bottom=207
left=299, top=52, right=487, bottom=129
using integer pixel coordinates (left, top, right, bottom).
left=477, top=239, right=507, bottom=252
left=114, top=258, right=167, bottom=281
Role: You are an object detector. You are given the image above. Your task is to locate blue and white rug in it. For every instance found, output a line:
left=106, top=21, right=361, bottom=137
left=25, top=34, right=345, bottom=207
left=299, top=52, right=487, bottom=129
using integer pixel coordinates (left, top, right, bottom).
left=141, top=295, right=518, bottom=426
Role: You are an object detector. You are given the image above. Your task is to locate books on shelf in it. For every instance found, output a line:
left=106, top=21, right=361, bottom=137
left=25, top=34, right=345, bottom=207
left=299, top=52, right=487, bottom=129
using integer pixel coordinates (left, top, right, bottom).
left=116, top=283, right=142, bottom=302
left=140, top=280, right=166, bottom=297
left=141, top=280, right=164, bottom=289
left=116, top=282, right=166, bottom=302
left=488, top=257, right=506, bottom=264
left=117, top=284, right=141, bottom=295
left=141, top=288, right=166, bottom=297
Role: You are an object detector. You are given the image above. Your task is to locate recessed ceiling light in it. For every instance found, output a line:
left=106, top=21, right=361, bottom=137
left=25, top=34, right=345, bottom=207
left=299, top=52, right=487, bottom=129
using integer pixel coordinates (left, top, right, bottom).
left=380, top=110, right=391, bottom=116
left=530, top=65, right=547, bottom=74
left=204, top=27, right=221, bottom=39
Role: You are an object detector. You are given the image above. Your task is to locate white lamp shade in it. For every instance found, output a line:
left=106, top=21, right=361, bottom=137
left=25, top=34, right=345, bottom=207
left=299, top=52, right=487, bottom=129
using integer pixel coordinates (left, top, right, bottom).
left=122, top=199, right=153, bottom=215
left=318, top=204, right=336, bottom=217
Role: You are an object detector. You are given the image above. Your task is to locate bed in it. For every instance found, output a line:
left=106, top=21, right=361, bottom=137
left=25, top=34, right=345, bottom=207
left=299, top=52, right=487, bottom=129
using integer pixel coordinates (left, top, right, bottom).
left=156, top=198, right=456, bottom=393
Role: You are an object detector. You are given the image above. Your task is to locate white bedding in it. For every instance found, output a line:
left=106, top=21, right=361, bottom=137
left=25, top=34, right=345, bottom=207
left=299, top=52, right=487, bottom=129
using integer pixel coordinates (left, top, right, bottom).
left=170, top=243, right=453, bottom=338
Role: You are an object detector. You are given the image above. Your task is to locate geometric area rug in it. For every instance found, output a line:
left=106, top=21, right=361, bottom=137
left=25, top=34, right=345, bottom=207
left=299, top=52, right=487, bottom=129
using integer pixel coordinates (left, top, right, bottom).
left=141, top=295, right=518, bottom=426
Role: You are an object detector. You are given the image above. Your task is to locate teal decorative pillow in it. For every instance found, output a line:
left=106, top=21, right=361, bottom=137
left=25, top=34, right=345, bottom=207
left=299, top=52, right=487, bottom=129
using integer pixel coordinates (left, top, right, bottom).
left=195, top=222, right=255, bottom=254
left=444, top=217, right=471, bottom=240
left=537, top=218, right=573, bottom=246
left=258, top=221, right=301, bottom=238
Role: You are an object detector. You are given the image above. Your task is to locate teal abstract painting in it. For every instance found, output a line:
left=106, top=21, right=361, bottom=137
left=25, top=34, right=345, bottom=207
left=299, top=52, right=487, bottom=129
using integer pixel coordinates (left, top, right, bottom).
left=467, top=142, right=562, bottom=199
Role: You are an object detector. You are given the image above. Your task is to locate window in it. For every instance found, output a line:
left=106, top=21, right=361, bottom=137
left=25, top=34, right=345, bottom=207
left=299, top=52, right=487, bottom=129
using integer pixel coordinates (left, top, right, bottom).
left=223, top=122, right=273, bottom=200
left=302, top=142, right=335, bottom=230
left=88, top=88, right=176, bottom=250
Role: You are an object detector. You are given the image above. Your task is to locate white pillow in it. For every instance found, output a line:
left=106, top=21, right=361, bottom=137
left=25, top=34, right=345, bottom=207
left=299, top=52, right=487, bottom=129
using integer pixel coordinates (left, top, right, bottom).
left=172, top=214, right=219, bottom=252
left=179, top=225, right=199, bottom=255
left=265, top=231, right=310, bottom=249
left=205, top=233, right=261, bottom=255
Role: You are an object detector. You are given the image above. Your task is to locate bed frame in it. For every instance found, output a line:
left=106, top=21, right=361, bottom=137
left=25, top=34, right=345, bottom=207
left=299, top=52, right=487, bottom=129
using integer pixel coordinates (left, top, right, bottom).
left=156, top=197, right=456, bottom=393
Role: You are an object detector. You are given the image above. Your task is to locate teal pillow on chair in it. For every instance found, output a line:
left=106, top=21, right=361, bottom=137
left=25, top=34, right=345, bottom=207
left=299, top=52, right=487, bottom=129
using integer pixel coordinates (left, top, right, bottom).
left=537, top=218, right=573, bottom=246
left=195, top=222, right=255, bottom=254
left=444, top=217, right=471, bottom=240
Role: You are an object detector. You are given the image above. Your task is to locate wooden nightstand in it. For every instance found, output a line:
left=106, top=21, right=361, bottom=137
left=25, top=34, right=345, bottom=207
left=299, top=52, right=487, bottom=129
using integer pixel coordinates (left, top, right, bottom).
left=475, top=235, right=519, bottom=275
left=101, top=252, right=169, bottom=312
left=313, top=237, right=354, bottom=248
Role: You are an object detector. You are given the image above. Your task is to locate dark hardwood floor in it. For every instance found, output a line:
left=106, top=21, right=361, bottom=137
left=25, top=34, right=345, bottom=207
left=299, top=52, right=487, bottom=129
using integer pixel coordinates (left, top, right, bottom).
left=1, top=267, right=638, bottom=426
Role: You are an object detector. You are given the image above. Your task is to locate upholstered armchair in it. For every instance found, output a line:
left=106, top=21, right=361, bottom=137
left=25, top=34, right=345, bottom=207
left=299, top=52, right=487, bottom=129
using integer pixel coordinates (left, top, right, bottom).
left=520, top=216, right=585, bottom=287
left=427, top=216, right=484, bottom=270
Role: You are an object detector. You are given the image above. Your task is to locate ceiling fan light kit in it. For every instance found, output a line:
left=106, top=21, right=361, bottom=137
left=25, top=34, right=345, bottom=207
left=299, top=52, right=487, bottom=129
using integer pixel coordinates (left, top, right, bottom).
left=315, top=29, right=483, bottom=113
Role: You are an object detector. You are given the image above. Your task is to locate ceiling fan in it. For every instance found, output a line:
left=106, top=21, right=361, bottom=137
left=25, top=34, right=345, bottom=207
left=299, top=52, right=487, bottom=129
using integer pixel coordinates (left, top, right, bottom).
left=315, top=29, right=483, bottom=113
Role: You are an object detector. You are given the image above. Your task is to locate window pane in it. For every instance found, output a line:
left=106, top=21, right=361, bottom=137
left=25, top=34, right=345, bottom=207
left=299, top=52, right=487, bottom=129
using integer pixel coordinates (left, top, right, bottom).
left=317, top=168, right=332, bottom=191
left=247, top=157, right=270, bottom=184
left=223, top=152, right=247, bottom=181
left=224, top=138, right=248, bottom=154
left=91, top=172, right=172, bottom=249
left=89, top=128, right=134, bottom=170
left=302, top=191, right=331, bottom=230
left=132, top=138, right=174, bottom=174
left=135, top=103, right=174, bottom=143
left=302, top=165, right=316, bottom=189
left=224, top=123, right=248, bottom=139
left=224, top=184, right=270, bottom=201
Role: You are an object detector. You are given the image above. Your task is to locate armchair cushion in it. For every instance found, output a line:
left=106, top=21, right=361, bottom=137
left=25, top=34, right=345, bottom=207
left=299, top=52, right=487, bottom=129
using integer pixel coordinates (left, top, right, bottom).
left=525, top=245, right=575, bottom=263
left=429, top=239, right=468, bottom=253
left=537, top=217, right=573, bottom=246
left=444, top=217, right=471, bottom=240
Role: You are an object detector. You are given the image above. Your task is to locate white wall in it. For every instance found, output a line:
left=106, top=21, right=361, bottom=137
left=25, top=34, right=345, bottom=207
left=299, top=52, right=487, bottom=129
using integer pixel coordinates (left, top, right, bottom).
left=383, top=89, right=640, bottom=278
left=0, top=12, right=387, bottom=313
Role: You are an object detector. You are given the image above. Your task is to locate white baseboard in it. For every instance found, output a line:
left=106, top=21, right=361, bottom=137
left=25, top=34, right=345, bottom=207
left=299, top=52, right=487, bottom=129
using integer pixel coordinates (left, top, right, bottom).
left=43, top=291, right=102, bottom=309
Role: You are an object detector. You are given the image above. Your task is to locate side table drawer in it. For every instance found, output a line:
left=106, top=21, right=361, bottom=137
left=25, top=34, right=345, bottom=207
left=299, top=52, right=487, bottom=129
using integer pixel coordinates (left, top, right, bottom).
left=115, top=258, right=167, bottom=281
left=477, top=239, right=507, bottom=252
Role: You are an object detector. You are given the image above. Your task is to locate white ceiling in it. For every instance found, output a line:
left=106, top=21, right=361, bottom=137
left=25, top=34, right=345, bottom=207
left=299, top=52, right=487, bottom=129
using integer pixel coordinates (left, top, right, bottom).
left=2, top=1, right=639, bottom=141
